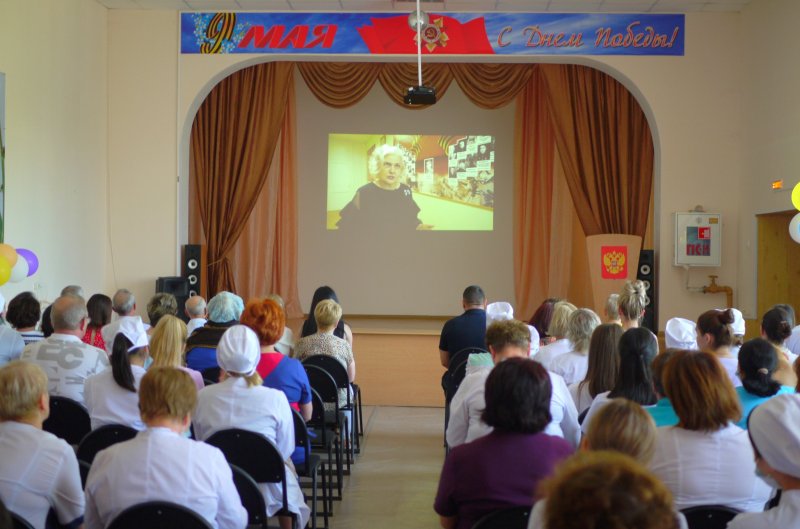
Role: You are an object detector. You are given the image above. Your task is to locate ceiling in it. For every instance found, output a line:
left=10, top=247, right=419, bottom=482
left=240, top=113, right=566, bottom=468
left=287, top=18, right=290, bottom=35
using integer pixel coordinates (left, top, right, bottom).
left=93, top=0, right=754, bottom=13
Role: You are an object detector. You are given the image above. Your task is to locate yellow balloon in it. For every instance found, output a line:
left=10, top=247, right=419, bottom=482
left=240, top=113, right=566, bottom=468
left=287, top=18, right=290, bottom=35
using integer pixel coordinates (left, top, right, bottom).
left=0, top=255, right=11, bottom=286
left=793, top=182, right=800, bottom=211
left=0, top=244, right=17, bottom=268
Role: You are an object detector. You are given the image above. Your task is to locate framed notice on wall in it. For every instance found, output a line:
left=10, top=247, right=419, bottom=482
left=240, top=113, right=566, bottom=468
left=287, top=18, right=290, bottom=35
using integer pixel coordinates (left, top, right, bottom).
left=674, top=212, right=721, bottom=267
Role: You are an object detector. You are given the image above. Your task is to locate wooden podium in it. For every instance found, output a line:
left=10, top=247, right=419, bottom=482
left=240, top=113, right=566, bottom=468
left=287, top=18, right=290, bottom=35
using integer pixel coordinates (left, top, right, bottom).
left=585, top=234, right=643, bottom=317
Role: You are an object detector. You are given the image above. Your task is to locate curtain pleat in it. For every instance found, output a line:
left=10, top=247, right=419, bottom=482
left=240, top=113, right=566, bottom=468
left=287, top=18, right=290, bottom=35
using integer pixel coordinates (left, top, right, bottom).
left=450, top=63, right=533, bottom=109
left=189, top=61, right=294, bottom=295
left=296, top=62, right=382, bottom=108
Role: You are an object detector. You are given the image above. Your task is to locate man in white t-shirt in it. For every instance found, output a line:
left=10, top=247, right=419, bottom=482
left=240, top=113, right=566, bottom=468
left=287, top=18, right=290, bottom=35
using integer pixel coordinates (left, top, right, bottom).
left=101, top=289, right=149, bottom=355
left=446, top=319, right=580, bottom=450
left=185, top=295, right=208, bottom=336
left=21, top=295, right=109, bottom=406
left=0, top=361, right=85, bottom=529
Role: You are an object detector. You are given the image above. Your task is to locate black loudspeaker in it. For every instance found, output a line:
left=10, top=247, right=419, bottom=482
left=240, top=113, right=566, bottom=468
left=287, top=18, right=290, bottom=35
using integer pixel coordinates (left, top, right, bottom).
left=182, top=244, right=207, bottom=299
left=637, top=250, right=657, bottom=333
left=155, top=276, right=190, bottom=323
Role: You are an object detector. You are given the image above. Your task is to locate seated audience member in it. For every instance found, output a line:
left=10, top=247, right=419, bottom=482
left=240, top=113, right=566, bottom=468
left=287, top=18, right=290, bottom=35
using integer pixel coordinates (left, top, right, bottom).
left=568, top=323, right=623, bottom=415
left=61, top=285, right=84, bottom=298
left=6, top=292, right=43, bottom=345
left=39, top=305, right=54, bottom=338
left=82, top=294, right=111, bottom=351
left=146, top=293, right=178, bottom=334
left=604, top=293, right=621, bottom=325
left=193, top=326, right=310, bottom=529
left=618, top=280, right=647, bottom=330
left=184, top=295, right=208, bottom=335
left=664, top=317, right=697, bottom=350
left=101, top=289, right=147, bottom=355
left=0, top=297, right=24, bottom=367
left=438, top=285, right=487, bottom=371
left=696, top=308, right=742, bottom=387
left=21, top=295, right=109, bottom=406
left=730, top=307, right=746, bottom=356
left=548, top=309, right=602, bottom=385
left=647, top=349, right=680, bottom=427
left=240, top=299, right=312, bottom=421
left=266, top=294, right=294, bottom=356
left=582, top=327, right=658, bottom=432
left=149, top=315, right=204, bottom=391
left=535, top=301, right=577, bottom=369
left=84, top=318, right=149, bottom=431
left=650, top=350, right=773, bottom=512
left=435, top=358, right=573, bottom=529
left=528, top=298, right=559, bottom=346
left=539, top=452, right=679, bottom=529
left=0, top=361, right=84, bottom=529
left=446, top=320, right=579, bottom=450
left=466, top=301, right=541, bottom=369
left=761, top=306, right=798, bottom=387
left=736, top=338, right=794, bottom=429
left=529, top=399, right=689, bottom=529
left=185, top=291, right=244, bottom=372
left=728, top=394, right=800, bottom=529
left=296, top=299, right=355, bottom=408
left=300, top=286, right=353, bottom=345
left=84, top=367, right=247, bottom=529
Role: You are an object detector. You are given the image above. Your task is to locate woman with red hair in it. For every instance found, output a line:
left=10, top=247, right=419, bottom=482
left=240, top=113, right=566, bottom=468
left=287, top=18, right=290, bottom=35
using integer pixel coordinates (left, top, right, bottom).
left=241, top=298, right=312, bottom=421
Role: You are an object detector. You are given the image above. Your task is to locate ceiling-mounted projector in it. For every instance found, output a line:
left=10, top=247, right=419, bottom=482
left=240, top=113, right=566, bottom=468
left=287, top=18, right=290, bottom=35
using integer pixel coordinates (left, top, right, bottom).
left=404, top=86, right=437, bottom=105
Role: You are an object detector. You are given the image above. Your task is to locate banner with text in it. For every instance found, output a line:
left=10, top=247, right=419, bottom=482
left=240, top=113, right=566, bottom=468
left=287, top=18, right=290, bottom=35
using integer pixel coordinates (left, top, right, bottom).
left=181, top=12, right=684, bottom=56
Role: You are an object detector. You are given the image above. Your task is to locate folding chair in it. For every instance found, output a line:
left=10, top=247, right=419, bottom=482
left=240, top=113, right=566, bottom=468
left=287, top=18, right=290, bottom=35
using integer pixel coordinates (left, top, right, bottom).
left=107, top=501, right=213, bottom=529
left=206, top=428, right=297, bottom=529
left=680, top=505, right=741, bottom=529
left=305, top=365, right=351, bottom=472
left=307, top=388, right=344, bottom=502
left=76, top=424, right=138, bottom=464
left=471, top=505, right=532, bottom=529
left=42, top=396, right=91, bottom=446
left=302, top=354, right=361, bottom=453
left=229, top=464, right=268, bottom=529
left=292, top=410, right=329, bottom=529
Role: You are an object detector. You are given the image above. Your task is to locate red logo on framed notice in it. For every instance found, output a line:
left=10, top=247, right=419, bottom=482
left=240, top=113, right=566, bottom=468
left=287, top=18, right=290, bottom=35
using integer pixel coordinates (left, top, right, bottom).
left=601, top=246, right=628, bottom=279
left=698, top=226, right=711, bottom=240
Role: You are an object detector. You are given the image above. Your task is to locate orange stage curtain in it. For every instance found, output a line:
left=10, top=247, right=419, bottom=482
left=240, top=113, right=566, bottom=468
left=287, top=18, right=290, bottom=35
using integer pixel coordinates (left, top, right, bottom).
left=513, top=68, right=555, bottom=320
left=296, top=62, right=382, bottom=108
left=189, top=62, right=294, bottom=295
left=226, top=75, right=302, bottom=318
left=541, top=64, right=655, bottom=238
left=450, top=63, right=533, bottom=109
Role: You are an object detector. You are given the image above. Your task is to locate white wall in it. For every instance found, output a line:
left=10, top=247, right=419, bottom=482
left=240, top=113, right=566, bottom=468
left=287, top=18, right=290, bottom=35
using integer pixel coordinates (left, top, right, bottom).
left=737, top=0, right=800, bottom=319
left=0, top=0, right=110, bottom=303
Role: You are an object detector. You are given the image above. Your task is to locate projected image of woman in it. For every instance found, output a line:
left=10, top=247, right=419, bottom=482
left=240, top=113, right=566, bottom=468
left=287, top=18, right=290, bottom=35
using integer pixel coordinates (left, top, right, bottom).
left=336, top=144, right=432, bottom=233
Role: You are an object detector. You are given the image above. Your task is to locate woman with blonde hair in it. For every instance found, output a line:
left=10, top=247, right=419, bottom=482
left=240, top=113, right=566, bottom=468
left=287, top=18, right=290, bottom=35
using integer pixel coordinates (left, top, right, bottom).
left=618, top=280, right=647, bottom=330
left=536, top=301, right=577, bottom=369
left=149, top=315, right=204, bottom=391
left=548, top=309, right=602, bottom=385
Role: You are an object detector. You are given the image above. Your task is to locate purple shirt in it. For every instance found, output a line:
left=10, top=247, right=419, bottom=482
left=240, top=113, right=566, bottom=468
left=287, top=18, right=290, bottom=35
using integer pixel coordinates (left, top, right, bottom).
left=434, top=430, right=573, bottom=529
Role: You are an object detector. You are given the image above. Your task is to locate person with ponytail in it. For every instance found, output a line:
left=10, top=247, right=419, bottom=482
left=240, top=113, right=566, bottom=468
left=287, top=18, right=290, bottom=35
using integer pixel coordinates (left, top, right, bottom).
left=581, top=327, right=658, bottom=433
left=84, top=318, right=149, bottom=430
left=696, top=309, right=742, bottom=387
left=193, top=325, right=310, bottom=529
left=736, top=338, right=794, bottom=429
left=761, top=306, right=798, bottom=387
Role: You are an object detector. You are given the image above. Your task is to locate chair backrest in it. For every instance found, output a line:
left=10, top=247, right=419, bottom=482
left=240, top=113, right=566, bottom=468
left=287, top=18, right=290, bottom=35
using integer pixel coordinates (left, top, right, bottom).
left=577, top=407, right=590, bottom=425
left=9, top=511, right=34, bottom=529
left=42, top=396, right=91, bottom=445
left=471, top=505, right=532, bottom=529
left=107, top=501, right=213, bottom=529
left=76, top=424, right=138, bottom=464
left=229, top=464, right=267, bottom=528
left=304, top=365, right=340, bottom=411
left=291, top=409, right=312, bottom=461
left=205, top=428, right=288, bottom=511
left=78, top=459, right=92, bottom=488
left=184, top=346, right=219, bottom=372
left=680, top=505, right=741, bottom=529
left=302, top=355, right=348, bottom=389
left=201, top=367, right=221, bottom=384
left=445, top=358, right=469, bottom=402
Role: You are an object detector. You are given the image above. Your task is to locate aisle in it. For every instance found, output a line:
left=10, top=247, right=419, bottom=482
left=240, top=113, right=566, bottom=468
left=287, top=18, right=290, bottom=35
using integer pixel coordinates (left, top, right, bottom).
left=329, top=406, right=445, bottom=529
